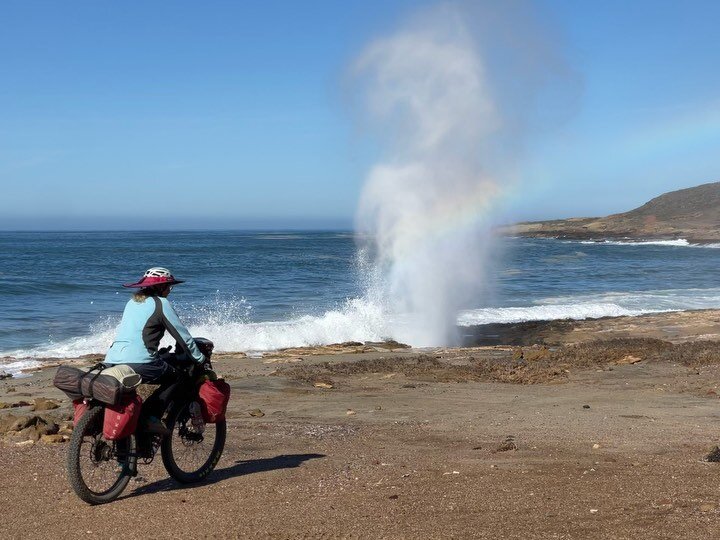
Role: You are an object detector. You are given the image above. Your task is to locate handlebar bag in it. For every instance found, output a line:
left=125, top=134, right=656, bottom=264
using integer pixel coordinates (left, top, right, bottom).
left=198, top=379, right=231, bottom=423
left=103, top=393, right=142, bottom=440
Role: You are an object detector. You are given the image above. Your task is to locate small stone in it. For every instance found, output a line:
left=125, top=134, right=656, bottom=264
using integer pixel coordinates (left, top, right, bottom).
left=346, top=410, right=356, bottom=416
left=40, top=434, right=66, bottom=444
left=389, top=494, right=399, bottom=500
left=592, top=443, right=601, bottom=449
left=590, top=509, right=598, bottom=514
left=496, top=436, right=517, bottom=452
left=11, top=401, right=31, bottom=408
left=15, top=439, right=34, bottom=447
left=248, top=409, right=265, bottom=417
left=313, top=382, right=333, bottom=389
left=32, top=398, right=60, bottom=411
left=705, top=446, right=720, bottom=462
left=583, top=404, right=591, bottom=409
left=615, top=355, right=642, bottom=365
left=700, top=503, right=715, bottom=512
left=4, top=414, right=55, bottom=433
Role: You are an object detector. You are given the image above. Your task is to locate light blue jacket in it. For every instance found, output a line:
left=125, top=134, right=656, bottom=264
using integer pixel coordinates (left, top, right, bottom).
left=105, top=296, right=205, bottom=365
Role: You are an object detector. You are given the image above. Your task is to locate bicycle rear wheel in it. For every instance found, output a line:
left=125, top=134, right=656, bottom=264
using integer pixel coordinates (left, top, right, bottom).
left=66, top=405, right=136, bottom=505
left=161, top=401, right=226, bottom=483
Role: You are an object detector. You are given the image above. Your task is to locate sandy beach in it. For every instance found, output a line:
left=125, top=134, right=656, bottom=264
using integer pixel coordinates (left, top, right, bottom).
left=3, top=310, right=720, bottom=538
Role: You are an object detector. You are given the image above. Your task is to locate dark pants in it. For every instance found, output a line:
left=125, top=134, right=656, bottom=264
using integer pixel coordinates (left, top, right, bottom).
left=124, top=359, right=181, bottom=419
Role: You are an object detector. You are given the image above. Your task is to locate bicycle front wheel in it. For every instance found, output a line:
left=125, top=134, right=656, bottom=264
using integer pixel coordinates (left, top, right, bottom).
left=161, top=401, right=226, bottom=483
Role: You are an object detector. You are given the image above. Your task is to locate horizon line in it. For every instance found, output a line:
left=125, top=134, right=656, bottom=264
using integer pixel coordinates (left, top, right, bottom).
left=0, top=227, right=358, bottom=233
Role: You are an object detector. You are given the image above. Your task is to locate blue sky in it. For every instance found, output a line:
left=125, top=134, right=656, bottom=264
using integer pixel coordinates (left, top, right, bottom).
left=1, top=0, right=719, bottom=230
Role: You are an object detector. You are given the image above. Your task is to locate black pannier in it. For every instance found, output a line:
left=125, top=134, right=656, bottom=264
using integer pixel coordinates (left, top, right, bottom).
left=53, top=364, right=127, bottom=406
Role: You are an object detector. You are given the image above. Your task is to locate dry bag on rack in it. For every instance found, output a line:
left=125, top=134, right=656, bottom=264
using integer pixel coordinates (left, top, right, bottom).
left=54, top=363, right=141, bottom=406
left=53, top=366, right=87, bottom=401
left=198, top=379, right=231, bottom=423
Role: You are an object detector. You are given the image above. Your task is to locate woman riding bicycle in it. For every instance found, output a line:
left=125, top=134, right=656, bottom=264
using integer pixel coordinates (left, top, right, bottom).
left=105, top=267, right=206, bottom=434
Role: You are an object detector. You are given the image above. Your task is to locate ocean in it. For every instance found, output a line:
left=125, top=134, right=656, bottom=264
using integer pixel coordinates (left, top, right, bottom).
left=3, top=231, right=720, bottom=374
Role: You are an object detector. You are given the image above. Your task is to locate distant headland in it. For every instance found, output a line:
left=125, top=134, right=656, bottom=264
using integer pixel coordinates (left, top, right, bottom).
left=501, top=181, right=720, bottom=244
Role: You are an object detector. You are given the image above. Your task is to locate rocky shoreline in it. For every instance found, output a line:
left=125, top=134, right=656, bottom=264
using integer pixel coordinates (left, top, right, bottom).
left=462, top=308, right=720, bottom=346
left=4, top=309, right=720, bottom=537
left=3, top=309, right=720, bottom=446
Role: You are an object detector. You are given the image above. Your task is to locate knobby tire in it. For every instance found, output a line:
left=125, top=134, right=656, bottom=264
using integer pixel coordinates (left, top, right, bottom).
left=161, top=402, right=226, bottom=483
left=66, top=405, right=136, bottom=505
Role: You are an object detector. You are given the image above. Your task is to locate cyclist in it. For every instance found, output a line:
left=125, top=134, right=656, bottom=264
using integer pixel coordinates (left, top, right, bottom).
left=105, top=267, right=205, bottom=434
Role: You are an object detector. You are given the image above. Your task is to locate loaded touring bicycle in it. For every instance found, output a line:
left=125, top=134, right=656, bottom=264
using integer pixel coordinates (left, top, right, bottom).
left=54, top=338, right=230, bottom=505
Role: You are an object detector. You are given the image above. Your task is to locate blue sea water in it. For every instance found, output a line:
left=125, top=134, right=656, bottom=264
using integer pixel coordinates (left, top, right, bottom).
left=2, top=231, right=720, bottom=372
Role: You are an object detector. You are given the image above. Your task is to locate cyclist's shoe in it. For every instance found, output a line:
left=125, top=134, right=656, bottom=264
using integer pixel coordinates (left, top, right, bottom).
left=141, top=416, right=170, bottom=436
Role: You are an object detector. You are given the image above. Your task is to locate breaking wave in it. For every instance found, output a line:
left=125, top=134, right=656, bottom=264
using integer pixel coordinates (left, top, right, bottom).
left=0, top=359, right=43, bottom=378
left=190, top=298, right=388, bottom=353
left=566, top=238, right=720, bottom=248
left=0, top=298, right=390, bottom=361
left=5, top=287, right=720, bottom=365
left=457, top=303, right=653, bottom=325
left=458, top=287, right=720, bottom=326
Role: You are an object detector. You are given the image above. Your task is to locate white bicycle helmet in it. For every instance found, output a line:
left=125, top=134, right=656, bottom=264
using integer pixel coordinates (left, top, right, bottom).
left=123, top=267, right=185, bottom=288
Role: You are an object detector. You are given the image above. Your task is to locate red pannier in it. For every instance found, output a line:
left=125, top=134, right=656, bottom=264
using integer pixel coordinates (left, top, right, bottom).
left=72, top=399, right=88, bottom=427
left=103, top=393, right=142, bottom=440
left=198, top=379, right=231, bottom=423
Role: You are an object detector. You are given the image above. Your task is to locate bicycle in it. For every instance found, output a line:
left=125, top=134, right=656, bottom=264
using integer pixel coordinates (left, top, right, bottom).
left=66, top=339, right=227, bottom=505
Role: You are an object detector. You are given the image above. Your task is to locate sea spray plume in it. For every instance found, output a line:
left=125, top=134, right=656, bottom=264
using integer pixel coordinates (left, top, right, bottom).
left=353, top=6, right=502, bottom=346
left=352, top=2, right=578, bottom=346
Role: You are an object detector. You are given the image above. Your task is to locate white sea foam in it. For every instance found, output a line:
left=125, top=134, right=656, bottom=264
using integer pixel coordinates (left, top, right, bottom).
left=577, top=239, right=691, bottom=247
left=457, top=303, right=656, bottom=326
left=538, top=288, right=720, bottom=312
left=5, top=287, right=720, bottom=362
left=1, top=323, right=118, bottom=360
left=0, top=298, right=390, bottom=360
left=190, top=298, right=389, bottom=352
left=0, top=359, right=43, bottom=378
left=566, top=238, right=720, bottom=248
left=458, top=287, right=720, bottom=326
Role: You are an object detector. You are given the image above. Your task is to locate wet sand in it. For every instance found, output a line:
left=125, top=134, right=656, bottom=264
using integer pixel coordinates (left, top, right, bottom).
left=3, top=310, right=720, bottom=538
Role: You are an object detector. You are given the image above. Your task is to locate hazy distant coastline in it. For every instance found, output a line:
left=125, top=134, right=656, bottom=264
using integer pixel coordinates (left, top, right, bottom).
left=500, top=181, right=720, bottom=244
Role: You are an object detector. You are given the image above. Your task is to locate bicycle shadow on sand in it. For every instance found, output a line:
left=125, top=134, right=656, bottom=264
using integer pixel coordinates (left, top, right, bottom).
left=126, top=453, right=326, bottom=499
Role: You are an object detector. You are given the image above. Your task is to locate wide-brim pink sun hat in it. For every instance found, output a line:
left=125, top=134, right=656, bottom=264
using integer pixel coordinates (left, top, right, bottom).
left=122, top=267, right=185, bottom=288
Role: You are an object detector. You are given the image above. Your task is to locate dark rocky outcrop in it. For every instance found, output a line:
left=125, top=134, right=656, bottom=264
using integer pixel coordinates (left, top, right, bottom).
left=501, top=181, right=720, bottom=243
